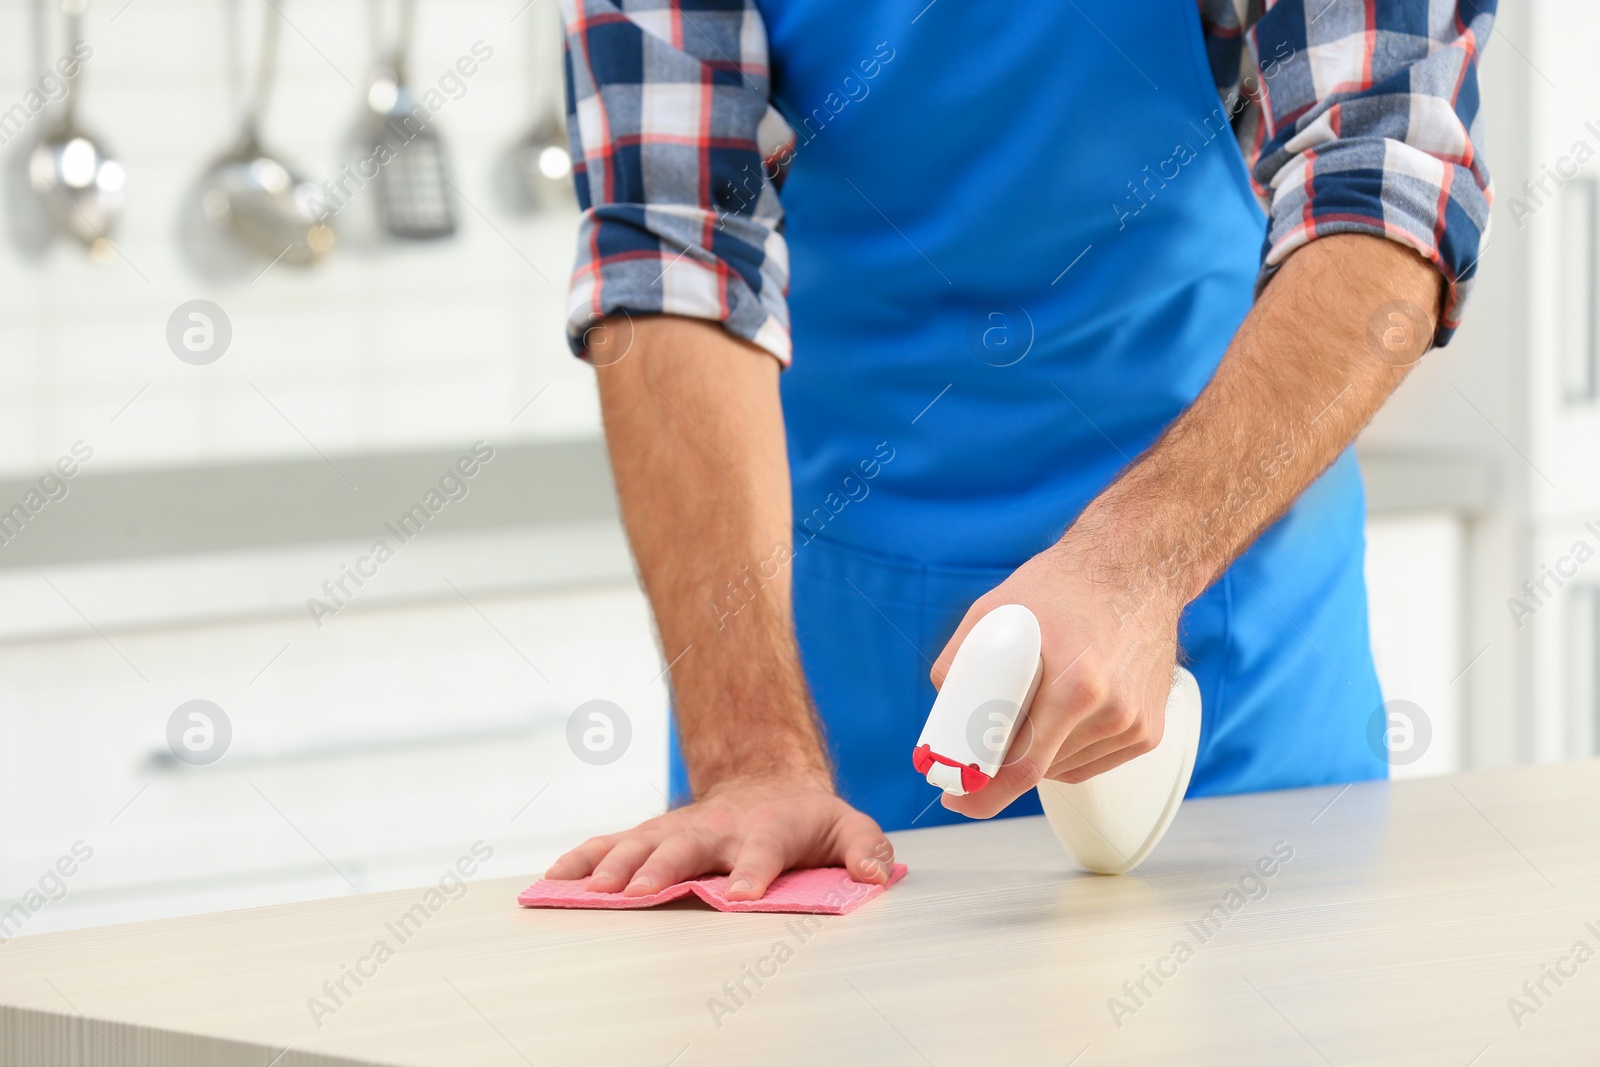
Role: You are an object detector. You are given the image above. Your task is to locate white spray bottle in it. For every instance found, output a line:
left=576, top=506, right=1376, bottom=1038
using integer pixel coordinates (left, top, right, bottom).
left=911, top=603, right=1201, bottom=874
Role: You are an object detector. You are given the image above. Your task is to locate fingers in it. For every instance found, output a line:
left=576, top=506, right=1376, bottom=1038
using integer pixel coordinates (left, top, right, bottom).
left=1049, top=659, right=1171, bottom=781
left=1034, top=657, right=1116, bottom=766
left=942, top=749, right=1047, bottom=819
left=943, top=651, right=1099, bottom=818
left=929, top=599, right=990, bottom=691
left=1049, top=741, right=1157, bottom=784
left=584, top=837, right=657, bottom=893
left=724, top=833, right=788, bottom=901
left=726, top=809, right=891, bottom=900
left=553, top=788, right=893, bottom=905
left=838, top=812, right=894, bottom=884
left=544, top=834, right=619, bottom=880
left=622, top=830, right=725, bottom=896
left=944, top=642, right=1174, bottom=818
left=1048, top=710, right=1162, bottom=781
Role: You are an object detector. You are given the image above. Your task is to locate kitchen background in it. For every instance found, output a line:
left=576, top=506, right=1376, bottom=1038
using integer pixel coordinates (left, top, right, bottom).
left=0, top=0, right=1596, bottom=937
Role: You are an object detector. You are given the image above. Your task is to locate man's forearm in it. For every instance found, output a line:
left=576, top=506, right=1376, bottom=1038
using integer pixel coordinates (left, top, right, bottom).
left=594, top=315, right=830, bottom=794
left=1066, top=234, right=1444, bottom=619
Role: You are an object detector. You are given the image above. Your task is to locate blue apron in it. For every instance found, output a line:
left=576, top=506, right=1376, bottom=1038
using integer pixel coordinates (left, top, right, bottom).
left=669, top=0, right=1387, bottom=828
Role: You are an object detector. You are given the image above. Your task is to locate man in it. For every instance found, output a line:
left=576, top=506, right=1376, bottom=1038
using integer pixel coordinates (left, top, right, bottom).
left=546, top=0, right=1494, bottom=900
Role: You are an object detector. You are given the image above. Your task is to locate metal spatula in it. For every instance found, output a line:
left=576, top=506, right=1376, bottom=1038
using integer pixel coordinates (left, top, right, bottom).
left=362, top=0, right=455, bottom=240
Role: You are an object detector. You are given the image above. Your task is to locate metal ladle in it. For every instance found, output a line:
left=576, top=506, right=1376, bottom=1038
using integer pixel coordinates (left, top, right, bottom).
left=496, top=0, right=574, bottom=215
left=28, top=0, right=124, bottom=260
left=195, top=0, right=334, bottom=268
left=506, top=113, right=573, bottom=214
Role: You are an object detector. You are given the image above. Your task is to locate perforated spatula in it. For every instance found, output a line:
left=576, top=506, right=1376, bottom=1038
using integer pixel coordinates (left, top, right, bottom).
left=361, top=0, right=455, bottom=240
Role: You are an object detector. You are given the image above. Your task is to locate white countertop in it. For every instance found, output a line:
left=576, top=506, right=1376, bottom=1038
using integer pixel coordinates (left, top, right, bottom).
left=3, top=759, right=1597, bottom=1066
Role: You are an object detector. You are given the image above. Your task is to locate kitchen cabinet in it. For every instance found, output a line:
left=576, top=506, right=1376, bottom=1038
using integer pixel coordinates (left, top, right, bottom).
left=0, top=580, right=668, bottom=936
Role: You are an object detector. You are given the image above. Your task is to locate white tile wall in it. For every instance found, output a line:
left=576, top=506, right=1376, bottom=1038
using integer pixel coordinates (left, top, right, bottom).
left=0, top=0, right=591, bottom=479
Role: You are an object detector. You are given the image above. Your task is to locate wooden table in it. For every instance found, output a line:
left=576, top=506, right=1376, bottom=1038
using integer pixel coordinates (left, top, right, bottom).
left=4, top=760, right=1598, bottom=1066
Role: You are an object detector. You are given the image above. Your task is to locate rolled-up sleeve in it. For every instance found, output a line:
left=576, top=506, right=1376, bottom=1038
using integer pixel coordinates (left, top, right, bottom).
left=1248, top=1, right=1496, bottom=343
left=560, top=0, right=792, bottom=362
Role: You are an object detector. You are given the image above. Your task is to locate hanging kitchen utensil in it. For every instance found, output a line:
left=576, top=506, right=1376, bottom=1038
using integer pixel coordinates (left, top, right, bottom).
left=28, top=0, right=124, bottom=260
left=191, top=0, right=334, bottom=270
left=5, top=0, right=54, bottom=258
left=360, top=0, right=456, bottom=240
left=495, top=0, right=574, bottom=216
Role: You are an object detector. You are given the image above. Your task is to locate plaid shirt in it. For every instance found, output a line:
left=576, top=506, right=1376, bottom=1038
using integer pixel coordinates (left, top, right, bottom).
left=560, top=0, right=1495, bottom=363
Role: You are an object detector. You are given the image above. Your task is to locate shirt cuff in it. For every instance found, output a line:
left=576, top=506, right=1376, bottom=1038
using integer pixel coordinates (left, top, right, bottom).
left=1256, top=139, right=1492, bottom=347
left=565, top=205, right=792, bottom=365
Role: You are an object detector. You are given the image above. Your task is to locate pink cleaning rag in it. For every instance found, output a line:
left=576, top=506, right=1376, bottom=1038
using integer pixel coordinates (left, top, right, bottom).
left=518, top=864, right=907, bottom=915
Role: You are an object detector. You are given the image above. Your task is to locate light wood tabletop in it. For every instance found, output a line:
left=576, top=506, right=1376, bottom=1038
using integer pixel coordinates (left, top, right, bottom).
left=3, top=759, right=1598, bottom=1066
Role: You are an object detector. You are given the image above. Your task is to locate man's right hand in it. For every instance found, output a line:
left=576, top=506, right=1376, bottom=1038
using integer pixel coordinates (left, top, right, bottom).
left=573, top=315, right=863, bottom=901
left=544, top=775, right=893, bottom=901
